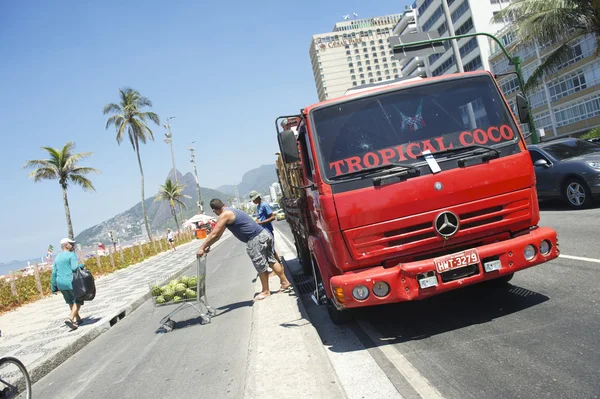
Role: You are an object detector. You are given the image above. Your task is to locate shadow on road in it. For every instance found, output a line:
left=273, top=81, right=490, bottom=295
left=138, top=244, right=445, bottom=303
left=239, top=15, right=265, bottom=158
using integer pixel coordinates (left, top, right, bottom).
left=215, top=300, right=254, bottom=317
left=335, top=283, right=550, bottom=350
left=77, top=316, right=101, bottom=327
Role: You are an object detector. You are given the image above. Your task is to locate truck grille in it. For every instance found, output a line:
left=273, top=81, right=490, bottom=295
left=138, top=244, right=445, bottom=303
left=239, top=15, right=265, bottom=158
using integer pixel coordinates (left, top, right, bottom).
left=343, top=190, right=532, bottom=261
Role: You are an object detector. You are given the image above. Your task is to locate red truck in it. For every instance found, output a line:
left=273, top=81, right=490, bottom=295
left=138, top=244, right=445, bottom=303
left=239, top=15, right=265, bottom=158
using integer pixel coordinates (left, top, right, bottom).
left=275, top=71, right=559, bottom=324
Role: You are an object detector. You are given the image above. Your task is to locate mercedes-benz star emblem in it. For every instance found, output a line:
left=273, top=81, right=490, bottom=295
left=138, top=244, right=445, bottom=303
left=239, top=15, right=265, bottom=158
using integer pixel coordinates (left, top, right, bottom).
left=434, top=211, right=460, bottom=238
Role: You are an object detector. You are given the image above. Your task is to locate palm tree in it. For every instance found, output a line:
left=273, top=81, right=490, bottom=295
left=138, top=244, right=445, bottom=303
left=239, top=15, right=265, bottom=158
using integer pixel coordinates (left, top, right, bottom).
left=103, top=88, right=160, bottom=242
left=494, top=0, right=600, bottom=91
left=23, top=142, right=99, bottom=239
left=155, top=178, right=190, bottom=234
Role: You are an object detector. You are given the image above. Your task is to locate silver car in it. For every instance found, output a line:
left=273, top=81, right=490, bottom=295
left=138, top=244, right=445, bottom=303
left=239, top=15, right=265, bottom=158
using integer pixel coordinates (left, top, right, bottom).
left=528, top=138, right=600, bottom=208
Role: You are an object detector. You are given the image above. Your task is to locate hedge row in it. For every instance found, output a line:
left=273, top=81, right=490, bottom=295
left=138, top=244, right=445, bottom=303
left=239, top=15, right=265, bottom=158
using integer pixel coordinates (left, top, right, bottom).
left=0, top=232, right=195, bottom=314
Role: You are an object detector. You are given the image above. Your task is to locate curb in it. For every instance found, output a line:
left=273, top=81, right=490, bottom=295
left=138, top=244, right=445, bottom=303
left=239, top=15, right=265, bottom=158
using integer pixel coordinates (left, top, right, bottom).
left=23, top=235, right=231, bottom=386
left=280, top=256, right=349, bottom=399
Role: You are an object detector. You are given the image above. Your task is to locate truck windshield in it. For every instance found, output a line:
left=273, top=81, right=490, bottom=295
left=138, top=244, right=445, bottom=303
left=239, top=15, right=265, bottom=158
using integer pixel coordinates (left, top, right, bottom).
left=311, top=75, right=520, bottom=180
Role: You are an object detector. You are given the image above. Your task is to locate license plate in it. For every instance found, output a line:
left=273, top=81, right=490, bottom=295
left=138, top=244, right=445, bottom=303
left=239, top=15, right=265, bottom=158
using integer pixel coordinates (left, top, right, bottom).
left=434, top=249, right=480, bottom=274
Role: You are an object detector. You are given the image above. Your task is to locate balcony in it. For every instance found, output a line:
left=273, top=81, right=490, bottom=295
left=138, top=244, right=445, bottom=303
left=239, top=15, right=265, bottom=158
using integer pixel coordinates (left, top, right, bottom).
left=392, top=9, right=417, bottom=35
left=401, top=57, right=425, bottom=75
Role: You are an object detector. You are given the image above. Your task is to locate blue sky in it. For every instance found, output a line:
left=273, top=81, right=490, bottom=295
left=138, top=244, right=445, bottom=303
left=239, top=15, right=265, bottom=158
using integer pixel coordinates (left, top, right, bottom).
left=0, top=0, right=409, bottom=262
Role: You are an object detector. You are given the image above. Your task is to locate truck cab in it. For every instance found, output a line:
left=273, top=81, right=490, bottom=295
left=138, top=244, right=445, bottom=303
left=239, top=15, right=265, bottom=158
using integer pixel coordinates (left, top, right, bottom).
left=276, top=71, right=559, bottom=324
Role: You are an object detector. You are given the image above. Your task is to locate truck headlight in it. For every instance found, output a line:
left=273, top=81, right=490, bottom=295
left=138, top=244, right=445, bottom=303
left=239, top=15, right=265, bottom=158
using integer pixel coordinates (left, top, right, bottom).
left=540, top=240, right=552, bottom=255
left=372, top=281, right=390, bottom=297
left=524, top=244, right=537, bottom=261
left=352, top=285, right=369, bottom=300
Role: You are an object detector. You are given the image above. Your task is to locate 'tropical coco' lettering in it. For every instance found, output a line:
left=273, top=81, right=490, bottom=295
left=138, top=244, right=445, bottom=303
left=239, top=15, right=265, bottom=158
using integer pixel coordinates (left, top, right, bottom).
left=329, top=125, right=515, bottom=177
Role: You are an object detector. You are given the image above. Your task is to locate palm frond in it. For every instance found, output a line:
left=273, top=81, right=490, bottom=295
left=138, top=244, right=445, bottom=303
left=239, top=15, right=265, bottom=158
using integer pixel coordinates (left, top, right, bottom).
left=137, top=95, right=153, bottom=108
left=103, top=103, right=122, bottom=115
left=28, top=167, right=59, bottom=182
left=493, top=0, right=591, bottom=44
left=105, top=114, right=124, bottom=130
left=115, top=120, right=128, bottom=146
left=69, top=174, right=96, bottom=192
left=524, top=34, right=584, bottom=90
left=141, top=111, right=160, bottom=126
left=65, top=151, right=93, bottom=168
left=22, top=159, right=51, bottom=169
left=70, top=166, right=101, bottom=175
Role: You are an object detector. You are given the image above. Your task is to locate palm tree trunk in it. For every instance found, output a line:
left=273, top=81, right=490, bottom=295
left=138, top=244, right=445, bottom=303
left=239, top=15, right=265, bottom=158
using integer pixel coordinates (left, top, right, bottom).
left=171, top=204, right=180, bottom=234
left=62, top=185, right=75, bottom=239
left=135, top=140, right=153, bottom=242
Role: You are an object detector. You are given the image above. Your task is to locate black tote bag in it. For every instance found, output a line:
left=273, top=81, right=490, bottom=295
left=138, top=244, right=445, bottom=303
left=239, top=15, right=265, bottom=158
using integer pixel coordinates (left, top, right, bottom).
left=72, top=267, right=96, bottom=301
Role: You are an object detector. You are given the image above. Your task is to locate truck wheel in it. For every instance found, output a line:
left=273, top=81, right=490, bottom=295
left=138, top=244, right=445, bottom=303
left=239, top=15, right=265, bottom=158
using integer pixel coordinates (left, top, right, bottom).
left=327, top=299, right=353, bottom=325
left=293, top=232, right=312, bottom=275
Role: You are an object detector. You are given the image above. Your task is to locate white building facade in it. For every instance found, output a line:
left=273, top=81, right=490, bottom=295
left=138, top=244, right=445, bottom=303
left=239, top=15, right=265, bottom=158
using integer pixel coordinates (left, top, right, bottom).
left=490, top=28, right=600, bottom=138
left=392, top=0, right=513, bottom=78
left=309, top=14, right=404, bottom=101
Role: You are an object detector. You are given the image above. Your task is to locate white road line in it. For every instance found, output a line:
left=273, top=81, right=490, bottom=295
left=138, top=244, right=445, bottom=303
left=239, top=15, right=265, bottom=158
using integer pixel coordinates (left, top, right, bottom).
left=212, top=262, right=223, bottom=274
left=559, top=254, right=600, bottom=264
left=357, top=320, right=444, bottom=399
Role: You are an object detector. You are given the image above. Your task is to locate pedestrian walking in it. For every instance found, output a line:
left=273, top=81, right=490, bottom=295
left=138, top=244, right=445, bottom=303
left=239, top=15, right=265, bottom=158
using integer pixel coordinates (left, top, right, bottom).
left=196, top=198, right=291, bottom=301
left=51, top=238, right=85, bottom=330
left=167, top=228, right=176, bottom=251
left=249, top=190, right=281, bottom=276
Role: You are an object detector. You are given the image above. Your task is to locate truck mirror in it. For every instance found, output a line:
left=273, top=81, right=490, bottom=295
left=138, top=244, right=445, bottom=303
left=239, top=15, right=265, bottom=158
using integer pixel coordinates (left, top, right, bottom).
left=516, top=93, right=530, bottom=124
left=278, top=130, right=299, bottom=164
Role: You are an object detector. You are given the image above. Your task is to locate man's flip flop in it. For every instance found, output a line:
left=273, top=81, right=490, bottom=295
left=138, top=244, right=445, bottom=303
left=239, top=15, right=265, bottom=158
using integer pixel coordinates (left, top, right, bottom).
left=277, top=285, right=293, bottom=293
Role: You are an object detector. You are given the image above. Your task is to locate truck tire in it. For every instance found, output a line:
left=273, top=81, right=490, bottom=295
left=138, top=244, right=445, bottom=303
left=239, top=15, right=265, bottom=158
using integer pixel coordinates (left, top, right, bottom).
left=311, top=255, right=353, bottom=324
left=327, top=299, right=353, bottom=325
left=293, top=232, right=313, bottom=275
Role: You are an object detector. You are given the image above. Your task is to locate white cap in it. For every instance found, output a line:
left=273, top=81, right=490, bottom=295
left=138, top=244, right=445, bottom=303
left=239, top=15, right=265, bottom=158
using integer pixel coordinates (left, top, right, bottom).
left=60, top=238, right=76, bottom=245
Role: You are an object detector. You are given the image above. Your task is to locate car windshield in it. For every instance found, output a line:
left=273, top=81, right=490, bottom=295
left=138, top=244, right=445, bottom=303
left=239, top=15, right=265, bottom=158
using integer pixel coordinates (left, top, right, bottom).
left=311, top=75, right=520, bottom=179
left=542, top=140, right=600, bottom=160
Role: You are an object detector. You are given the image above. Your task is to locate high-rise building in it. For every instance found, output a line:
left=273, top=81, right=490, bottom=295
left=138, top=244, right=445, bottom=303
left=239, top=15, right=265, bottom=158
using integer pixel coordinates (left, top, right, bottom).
left=392, top=0, right=511, bottom=78
left=309, top=14, right=404, bottom=101
left=270, top=182, right=282, bottom=202
left=490, top=27, right=600, bottom=138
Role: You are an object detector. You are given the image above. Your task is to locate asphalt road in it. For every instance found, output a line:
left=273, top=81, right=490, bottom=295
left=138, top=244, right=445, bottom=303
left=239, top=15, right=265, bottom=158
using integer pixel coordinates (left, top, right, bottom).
left=275, top=202, right=600, bottom=399
left=32, top=237, right=256, bottom=399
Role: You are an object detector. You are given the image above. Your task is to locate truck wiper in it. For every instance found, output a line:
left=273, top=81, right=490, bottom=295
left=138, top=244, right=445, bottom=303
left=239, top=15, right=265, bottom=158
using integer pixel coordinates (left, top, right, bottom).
left=426, top=144, right=500, bottom=159
left=330, top=163, right=421, bottom=181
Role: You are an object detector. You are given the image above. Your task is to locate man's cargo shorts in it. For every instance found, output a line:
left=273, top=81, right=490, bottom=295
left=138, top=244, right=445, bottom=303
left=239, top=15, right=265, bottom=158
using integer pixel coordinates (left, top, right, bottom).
left=247, top=230, right=277, bottom=273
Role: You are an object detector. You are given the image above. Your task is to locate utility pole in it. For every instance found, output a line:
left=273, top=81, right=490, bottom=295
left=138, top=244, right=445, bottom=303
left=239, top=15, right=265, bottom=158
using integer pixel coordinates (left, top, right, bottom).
left=441, top=0, right=464, bottom=73
left=188, top=142, right=203, bottom=213
left=164, top=116, right=185, bottom=223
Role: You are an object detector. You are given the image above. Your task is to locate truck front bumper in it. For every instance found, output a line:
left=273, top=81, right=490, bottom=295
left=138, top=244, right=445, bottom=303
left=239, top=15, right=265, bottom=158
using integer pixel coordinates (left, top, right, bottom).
left=329, top=226, right=558, bottom=309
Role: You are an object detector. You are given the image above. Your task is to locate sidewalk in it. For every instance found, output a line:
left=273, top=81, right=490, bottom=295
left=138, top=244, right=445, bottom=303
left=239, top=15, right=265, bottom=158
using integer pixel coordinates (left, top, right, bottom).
left=243, top=234, right=347, bottom=399
left=0, top=232, right=231, bottom=384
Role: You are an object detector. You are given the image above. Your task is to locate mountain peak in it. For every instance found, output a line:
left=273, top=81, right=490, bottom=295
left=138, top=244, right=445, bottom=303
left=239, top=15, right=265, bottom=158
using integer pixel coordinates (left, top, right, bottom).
left=166, top=168, right=184, bottom=183
left=216, top=164, right=277, bottom=198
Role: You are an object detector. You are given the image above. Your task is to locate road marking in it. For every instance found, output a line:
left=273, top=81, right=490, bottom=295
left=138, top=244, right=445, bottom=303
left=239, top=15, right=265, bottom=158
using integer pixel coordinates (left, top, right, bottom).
left=212, top=262, right=223, bottom=274
left=357, top=320, right=444, bottom=399
left=559, top=254, right=600, bottom=264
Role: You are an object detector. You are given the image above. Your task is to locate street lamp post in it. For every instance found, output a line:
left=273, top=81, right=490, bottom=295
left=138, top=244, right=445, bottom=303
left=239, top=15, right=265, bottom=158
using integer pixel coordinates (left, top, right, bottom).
left=163, top=116, right=186, bottom=222
left=188, top=142, right=203, bottom=213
